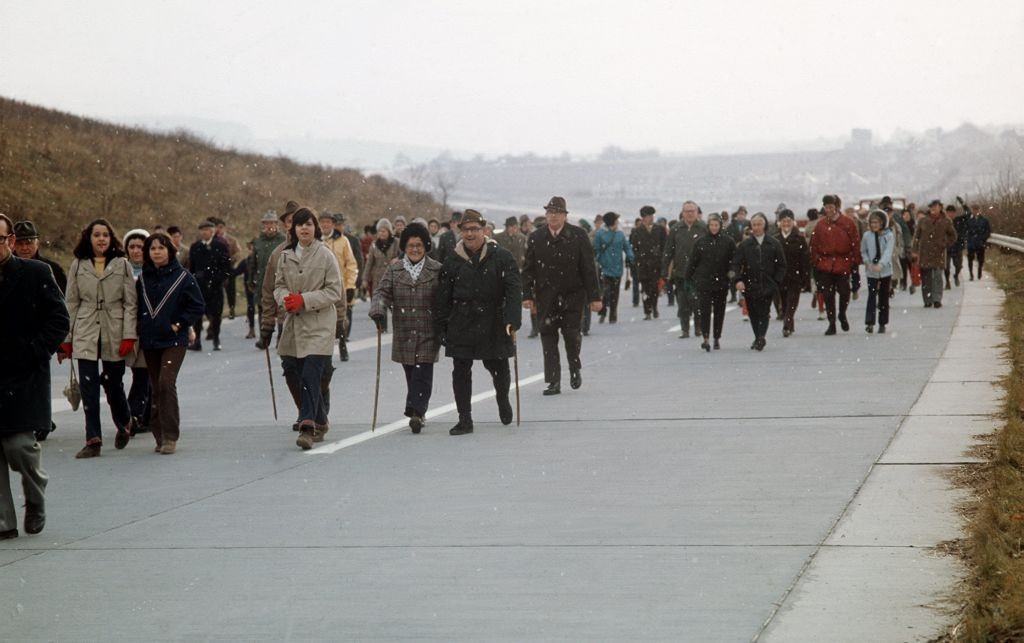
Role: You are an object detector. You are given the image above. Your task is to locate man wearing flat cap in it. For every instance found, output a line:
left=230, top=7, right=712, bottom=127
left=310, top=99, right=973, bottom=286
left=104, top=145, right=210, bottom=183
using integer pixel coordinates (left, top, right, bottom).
left=11, top=220, right=67, bottom=295
left=522, top=197, right=601, bottom=395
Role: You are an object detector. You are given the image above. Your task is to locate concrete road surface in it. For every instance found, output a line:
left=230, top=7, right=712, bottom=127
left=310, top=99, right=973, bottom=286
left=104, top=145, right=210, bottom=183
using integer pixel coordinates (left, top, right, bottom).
left=2, top=280, right=982, bottom=641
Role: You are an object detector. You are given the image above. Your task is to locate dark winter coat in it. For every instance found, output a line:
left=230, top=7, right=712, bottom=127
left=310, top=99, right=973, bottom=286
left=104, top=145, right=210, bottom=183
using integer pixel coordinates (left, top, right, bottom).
left=685, top=231, right=736, bottom=292
left=369, top=258, right=441, bottom=365
left=188, top=238, right=232, bottom=315
left=430, top=229, right=459, bottom=265
left=725, top=219, right=748, bottom=244
left=0, top=256, right=70, bottom=435
left=965, top=215, right=992, bottom=251
left=136, top=260, right=206, bottom=351
left=949, top=214, right=970, bottom=251
left=629, top=224, right=666, bottom=281
left=522, top=223, right=601, bottom=313
left=775, top=230, right=812, bottom=289
left=662, top=219, right=707, bottom=281
left=435, top=240, right=522, bottom=361
left=731, top=235, right=787, bottom=300
left=30, top=252, right=67, bottom=295
left=493, top=230, right=528, bottom=269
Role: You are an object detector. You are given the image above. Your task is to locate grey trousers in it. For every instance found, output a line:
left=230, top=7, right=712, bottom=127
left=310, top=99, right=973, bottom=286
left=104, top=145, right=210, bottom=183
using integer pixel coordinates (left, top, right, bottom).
left=921, top=267, right=945, bottom=305
left=0, top=432, right=47, bottom=532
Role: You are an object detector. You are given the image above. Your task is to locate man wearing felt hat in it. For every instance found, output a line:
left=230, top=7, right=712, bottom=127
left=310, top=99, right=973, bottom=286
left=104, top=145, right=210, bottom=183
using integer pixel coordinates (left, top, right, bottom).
left=435, top=209, right=522, bottom=435
left=11, top=220, right=67, bottom=295
left=521, top=197, right=601, bottom=396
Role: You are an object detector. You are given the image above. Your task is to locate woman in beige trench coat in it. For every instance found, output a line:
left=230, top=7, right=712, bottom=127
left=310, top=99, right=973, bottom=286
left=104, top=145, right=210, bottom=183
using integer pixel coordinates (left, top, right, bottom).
left=274, top=208, right=343, bottom=451
left=59, top=219, right=139, bottom=459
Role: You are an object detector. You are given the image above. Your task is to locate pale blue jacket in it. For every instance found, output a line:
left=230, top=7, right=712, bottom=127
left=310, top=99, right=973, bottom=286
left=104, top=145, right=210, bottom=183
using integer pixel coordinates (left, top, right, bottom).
left=860, top=229, right=894, bottom=279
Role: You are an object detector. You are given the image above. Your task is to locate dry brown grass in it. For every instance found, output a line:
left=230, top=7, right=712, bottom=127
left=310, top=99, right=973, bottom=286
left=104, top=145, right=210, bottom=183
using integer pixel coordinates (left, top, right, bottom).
left=0, top=96, right=442, bottom=252
left=943, top=249, right=1024, bottom=642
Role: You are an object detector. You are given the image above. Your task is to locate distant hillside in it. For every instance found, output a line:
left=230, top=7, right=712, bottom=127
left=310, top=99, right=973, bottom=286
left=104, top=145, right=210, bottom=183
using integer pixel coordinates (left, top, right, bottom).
left=0, top=97, right=443, bottom=251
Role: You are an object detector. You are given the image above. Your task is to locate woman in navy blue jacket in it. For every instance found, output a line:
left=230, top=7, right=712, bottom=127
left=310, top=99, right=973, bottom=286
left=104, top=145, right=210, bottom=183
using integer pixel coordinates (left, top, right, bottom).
left=136, top=233, right=205, bottom=454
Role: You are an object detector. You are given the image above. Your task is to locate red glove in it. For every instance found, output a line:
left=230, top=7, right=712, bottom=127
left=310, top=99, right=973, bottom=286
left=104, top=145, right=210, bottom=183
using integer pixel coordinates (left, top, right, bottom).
left=118, top=339, right=136, bottom=357
left=59, top=343, right=73, bottom=358
left=284, top=293, right=305, bottom=313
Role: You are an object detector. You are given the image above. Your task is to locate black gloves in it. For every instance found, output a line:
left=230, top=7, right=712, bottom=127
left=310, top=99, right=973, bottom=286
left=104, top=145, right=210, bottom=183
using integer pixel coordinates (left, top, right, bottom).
left=255, top=330, right=273, bottom=350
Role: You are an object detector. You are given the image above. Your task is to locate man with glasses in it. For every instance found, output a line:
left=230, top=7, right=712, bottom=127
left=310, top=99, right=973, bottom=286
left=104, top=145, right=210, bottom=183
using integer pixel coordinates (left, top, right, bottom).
left=435, top=210, right=522, bottom=435
left=522, top=197, right=601, bottom=396
left=0, top=213, right=70, bottom=540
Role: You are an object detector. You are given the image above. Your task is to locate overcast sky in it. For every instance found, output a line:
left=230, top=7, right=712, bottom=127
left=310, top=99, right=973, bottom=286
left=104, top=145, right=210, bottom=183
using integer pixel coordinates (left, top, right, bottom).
left=3, top=0, right=1023, bottom=156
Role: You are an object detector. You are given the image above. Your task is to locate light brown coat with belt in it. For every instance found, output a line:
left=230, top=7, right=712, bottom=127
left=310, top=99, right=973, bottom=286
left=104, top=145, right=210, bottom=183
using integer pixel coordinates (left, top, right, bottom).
left=65, top=256, right=139, bottom=361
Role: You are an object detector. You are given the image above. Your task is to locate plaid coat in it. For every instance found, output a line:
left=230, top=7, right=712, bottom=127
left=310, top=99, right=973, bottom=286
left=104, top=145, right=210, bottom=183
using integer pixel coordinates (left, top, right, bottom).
left=369, top=258, right=441, bottom=365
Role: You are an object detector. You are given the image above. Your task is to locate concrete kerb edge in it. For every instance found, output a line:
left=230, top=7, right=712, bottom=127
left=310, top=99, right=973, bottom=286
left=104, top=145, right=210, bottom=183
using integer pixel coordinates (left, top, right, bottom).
left=752, top=289, right=968, bottom=642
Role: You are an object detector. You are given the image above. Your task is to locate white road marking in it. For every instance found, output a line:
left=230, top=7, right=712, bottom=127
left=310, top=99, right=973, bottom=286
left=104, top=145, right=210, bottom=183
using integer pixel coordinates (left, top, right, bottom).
left=308, top=372, right=548, bottom=455
left=667, top=305, right=738, bottom=332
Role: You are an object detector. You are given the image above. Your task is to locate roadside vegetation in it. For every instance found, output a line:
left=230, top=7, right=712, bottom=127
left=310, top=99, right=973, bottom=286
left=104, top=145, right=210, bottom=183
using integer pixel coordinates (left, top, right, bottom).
left=0, top=96, right=443, bottom=253
left=946, top=180, right=1024, bottom=642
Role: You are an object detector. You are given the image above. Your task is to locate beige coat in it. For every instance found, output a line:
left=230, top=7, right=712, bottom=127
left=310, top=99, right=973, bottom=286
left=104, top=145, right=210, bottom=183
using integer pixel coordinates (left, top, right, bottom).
left=324, top=234, right=360, bottom=292
left=274, top=240, right=343, bottom=358
left=65, top=256, right=139, bottom=361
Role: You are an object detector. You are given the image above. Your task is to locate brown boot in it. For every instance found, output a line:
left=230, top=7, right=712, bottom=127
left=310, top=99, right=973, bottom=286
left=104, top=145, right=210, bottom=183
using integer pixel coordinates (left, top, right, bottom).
left=75, top=443, right=101, bottom=459
left=296, top=422, right=315, bottom=450
left=313, top=423, right=330, bottom=443
left=160, top=440, right=176, bottom=455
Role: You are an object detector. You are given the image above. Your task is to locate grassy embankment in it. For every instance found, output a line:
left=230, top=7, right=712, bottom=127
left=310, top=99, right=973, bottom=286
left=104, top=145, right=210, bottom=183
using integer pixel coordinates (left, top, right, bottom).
left=945, top=184, right=1024, bottom=641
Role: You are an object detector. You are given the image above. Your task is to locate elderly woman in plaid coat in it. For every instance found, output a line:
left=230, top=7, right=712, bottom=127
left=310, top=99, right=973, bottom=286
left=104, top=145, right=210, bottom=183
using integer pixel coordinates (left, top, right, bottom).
left=369, top=223, right=441, bottom=434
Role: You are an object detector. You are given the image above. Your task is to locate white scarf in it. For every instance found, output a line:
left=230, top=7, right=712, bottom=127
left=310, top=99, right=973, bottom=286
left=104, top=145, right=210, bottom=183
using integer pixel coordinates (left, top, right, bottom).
left=402, top=255, right=425, bottom=281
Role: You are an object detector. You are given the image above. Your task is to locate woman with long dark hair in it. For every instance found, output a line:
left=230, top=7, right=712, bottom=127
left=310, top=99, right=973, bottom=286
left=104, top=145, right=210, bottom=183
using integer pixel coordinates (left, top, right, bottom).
left=136, top=233, right=205, bottom=454
left=274, top=208, right=343, bottom=450
left=60, top=219, right=138, bottom=458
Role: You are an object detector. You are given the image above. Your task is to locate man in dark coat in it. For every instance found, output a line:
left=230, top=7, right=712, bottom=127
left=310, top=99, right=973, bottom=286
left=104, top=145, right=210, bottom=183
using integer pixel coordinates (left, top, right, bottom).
left=521, top=197, right=602, bottom=396
left=435, top=210, right=522, bottom=435
left=188, top=219, right=232, bottom=351
left=11, top=220, right=67, bottom=295
left=945, top=204, right=970, bottom=288
left=430, top=211, right=462, bottom=265
left=0, top=213, right=69, bottom=539
left=731, top=213, right=787, bottom=351
left=662, top=201, right=707, bottom=338
left=630, top=205, right=666, bottom=320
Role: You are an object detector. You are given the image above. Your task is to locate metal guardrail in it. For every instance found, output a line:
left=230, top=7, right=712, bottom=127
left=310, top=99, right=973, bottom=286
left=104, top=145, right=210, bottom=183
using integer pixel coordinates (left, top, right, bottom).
left=989, top=233, right=1024, bottom=253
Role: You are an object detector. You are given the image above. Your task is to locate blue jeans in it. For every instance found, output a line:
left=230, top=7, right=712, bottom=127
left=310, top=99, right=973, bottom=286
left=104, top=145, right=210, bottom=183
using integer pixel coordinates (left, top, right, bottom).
left=291, top=355, right=331, bottom=425
left=77, top=358, right=131, bottom=443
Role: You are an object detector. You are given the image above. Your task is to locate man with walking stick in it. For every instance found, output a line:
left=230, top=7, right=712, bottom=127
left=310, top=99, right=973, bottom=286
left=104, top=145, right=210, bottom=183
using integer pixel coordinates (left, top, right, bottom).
left=435, top=210, right=522, bottom=436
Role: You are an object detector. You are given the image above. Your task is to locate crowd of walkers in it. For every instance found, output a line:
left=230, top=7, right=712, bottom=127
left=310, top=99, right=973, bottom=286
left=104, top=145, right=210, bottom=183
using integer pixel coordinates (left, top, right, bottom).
left=0, top=192, right=994, bottom=540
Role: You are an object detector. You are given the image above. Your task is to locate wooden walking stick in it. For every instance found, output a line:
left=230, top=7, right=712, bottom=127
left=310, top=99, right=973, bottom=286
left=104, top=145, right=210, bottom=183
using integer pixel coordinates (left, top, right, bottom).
left=512, top=328, right=521, bottom=426
left=371, top=326, right=382, bottom=431
left=264, top=347, right=278, bottom=421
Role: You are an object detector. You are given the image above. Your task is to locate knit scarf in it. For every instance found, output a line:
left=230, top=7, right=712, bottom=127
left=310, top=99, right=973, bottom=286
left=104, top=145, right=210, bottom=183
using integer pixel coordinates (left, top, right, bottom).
left=872, top=232, right=881, bottom=264
left=402, top=255, right=425, bottom=281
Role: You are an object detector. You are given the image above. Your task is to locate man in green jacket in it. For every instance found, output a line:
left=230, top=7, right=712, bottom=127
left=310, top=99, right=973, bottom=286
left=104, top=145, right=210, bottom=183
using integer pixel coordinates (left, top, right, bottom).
left=662, top=201, right=707, bottom=339
left=251, top=210, right=287, bottom=328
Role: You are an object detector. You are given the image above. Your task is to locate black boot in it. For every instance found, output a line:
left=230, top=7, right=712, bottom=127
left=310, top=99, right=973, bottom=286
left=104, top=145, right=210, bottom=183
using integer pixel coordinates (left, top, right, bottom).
left=213, top=337, right=222, bottom=351
left=701, top=341, right=710, bottom=352
left=713, top=338, right=721, bottom=350
left=449, top=418, right=474, bottom=435
left=569, top=369, right=582, bottom=390
left=839, top=315, right=850, bottom=332
left=339, top=338, right=349, bottom=362
left=543, top=382, right=561, bottom=396
left=825, top=324, right=837, bottom=336
left=497, top=393, right=513, bottom=425
left=245, top=325, right=256, bottom=339
left=409, top=415, right=424, bottom=434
